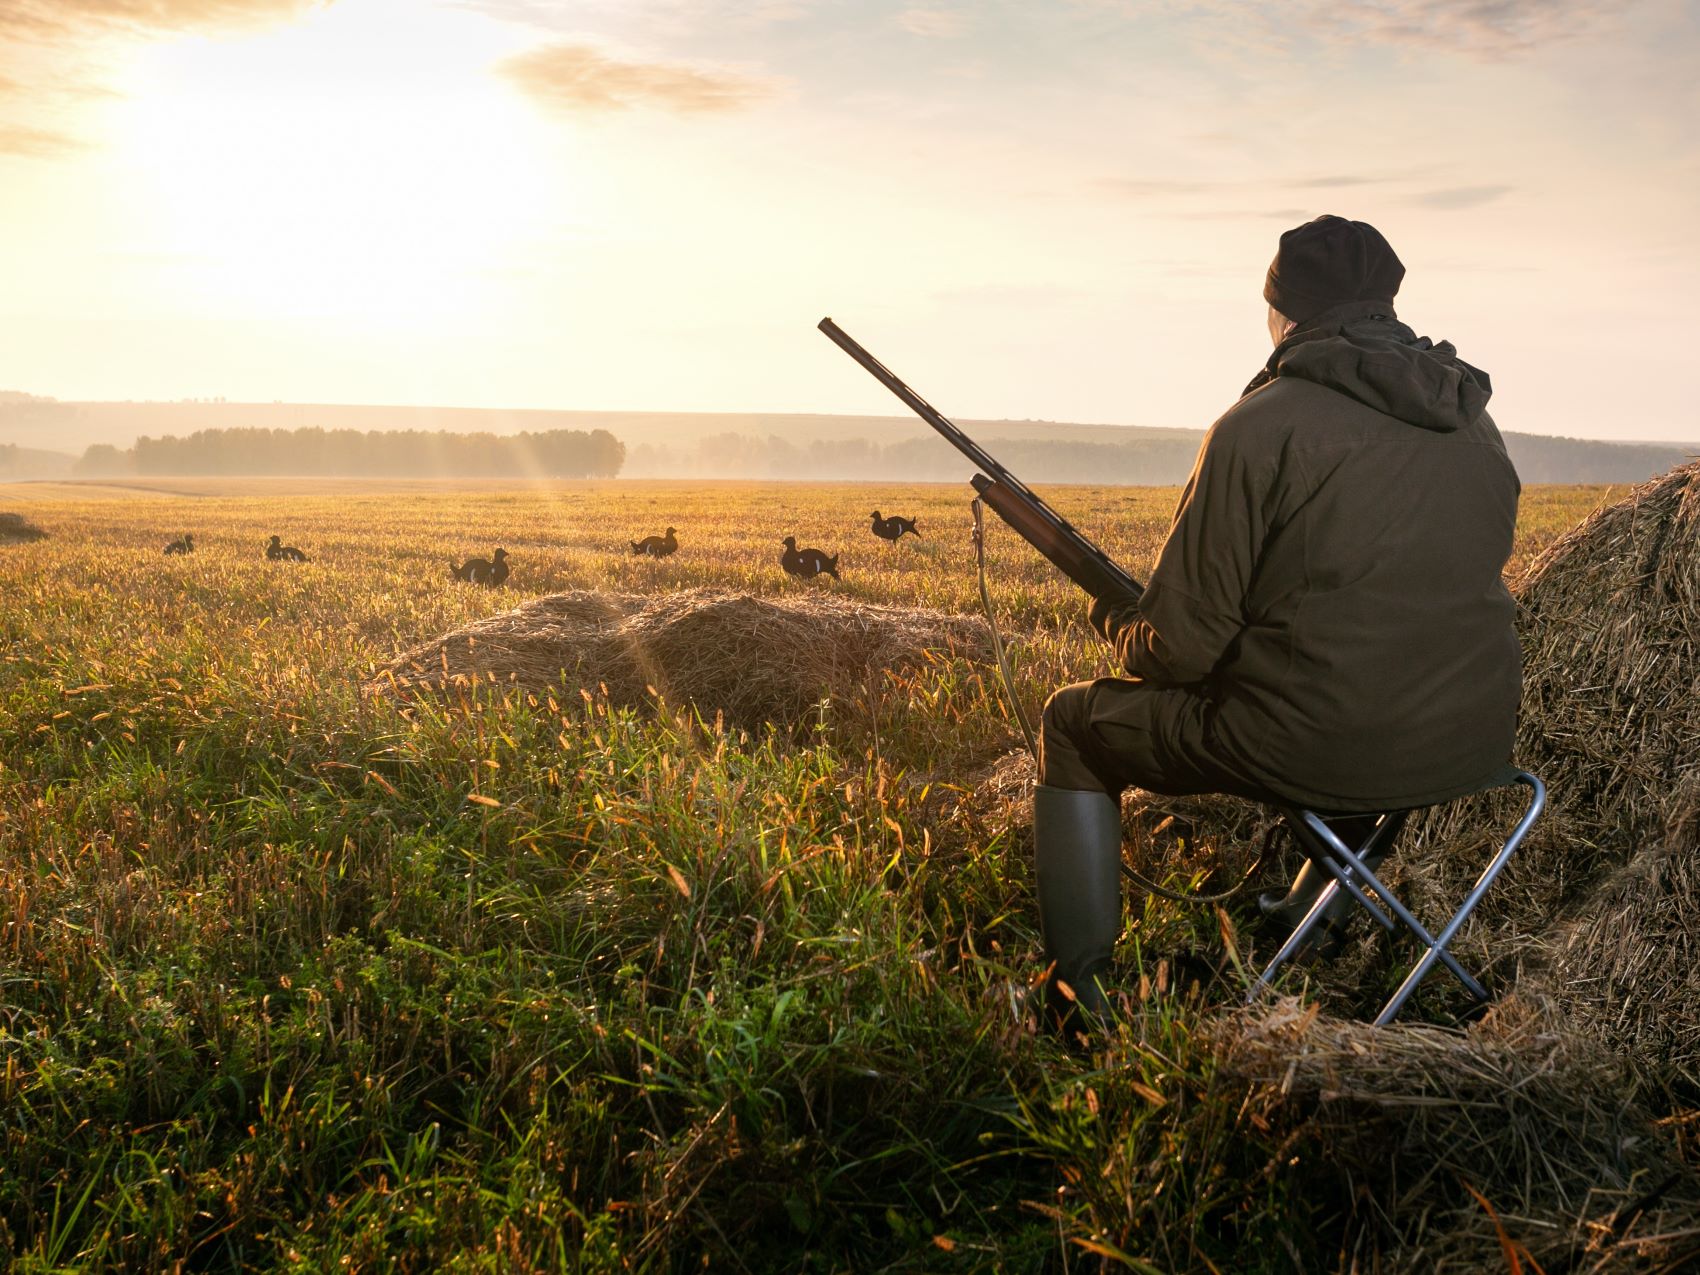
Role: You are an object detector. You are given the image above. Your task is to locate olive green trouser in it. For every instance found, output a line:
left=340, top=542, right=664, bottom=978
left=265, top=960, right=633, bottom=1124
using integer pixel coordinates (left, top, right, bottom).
left=1038, top=677, right=1257, bottom=798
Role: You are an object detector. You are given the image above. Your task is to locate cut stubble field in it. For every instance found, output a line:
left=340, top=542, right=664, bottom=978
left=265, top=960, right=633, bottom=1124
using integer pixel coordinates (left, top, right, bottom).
left=0, top=478, right=1635, bottom=1271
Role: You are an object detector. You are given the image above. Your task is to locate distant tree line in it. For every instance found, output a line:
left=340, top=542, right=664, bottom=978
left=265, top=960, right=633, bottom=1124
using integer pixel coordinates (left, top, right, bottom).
left=1499, top=434, right=1694, bottom=485
left=73, top=426, right=626, bottom=479
left=625, top=432, right=1205, bottom=484
left=625, top=429, right=1694, bottom=486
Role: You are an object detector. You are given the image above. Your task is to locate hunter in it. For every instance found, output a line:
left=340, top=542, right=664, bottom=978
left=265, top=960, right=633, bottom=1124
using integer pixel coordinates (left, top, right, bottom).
left=1036, top=214, right=1522, bottom=1025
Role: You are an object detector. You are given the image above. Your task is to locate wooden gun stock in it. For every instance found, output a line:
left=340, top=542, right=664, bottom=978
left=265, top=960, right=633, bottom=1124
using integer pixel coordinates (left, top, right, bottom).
left=971, top=476, right=1140, bottom=601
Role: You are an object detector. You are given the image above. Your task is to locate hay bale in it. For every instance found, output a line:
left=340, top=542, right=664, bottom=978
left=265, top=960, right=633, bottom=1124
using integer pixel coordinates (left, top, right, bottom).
left=1387, top=461, right=1700, bottom=946
left=1210, top=997, right=1700, bottom=1271
left=0, top=512, right=45, bottom=545
left=376, top=588, right=987, bottom=730
left=1512, top=460, right=1700, bottom=850
left=1529, top=792, right=1700, bottom=1089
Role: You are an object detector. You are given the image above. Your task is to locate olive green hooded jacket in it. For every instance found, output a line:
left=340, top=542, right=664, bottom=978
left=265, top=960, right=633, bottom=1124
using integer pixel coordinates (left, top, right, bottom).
left=1095, top=300, right=1522, bottom=811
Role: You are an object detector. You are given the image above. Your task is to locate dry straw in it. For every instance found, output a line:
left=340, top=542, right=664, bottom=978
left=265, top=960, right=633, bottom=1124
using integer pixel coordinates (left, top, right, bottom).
left=1211, top=464, right=1700, bottom=1270
left=375, top=587, right=987, bottom=731
left=1396, top=461, right=1700, bottom=943
left=1211, top=996, right=1700, bottom=1271
left=1535, top=832, right=1700, bottom=1093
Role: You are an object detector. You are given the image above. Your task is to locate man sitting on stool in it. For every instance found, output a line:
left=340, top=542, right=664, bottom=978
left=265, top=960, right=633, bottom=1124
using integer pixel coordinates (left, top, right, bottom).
left=1037, top=215, right=1522, bottom=1027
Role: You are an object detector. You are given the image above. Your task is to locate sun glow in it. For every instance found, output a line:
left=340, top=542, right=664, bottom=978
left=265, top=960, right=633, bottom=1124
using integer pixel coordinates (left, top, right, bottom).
left=113, top=0, right=563, bottom=327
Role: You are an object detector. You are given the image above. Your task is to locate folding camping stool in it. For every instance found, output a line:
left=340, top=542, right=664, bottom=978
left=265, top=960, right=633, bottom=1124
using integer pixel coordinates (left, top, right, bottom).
left=1247, top=767, right=1546, bottom=1025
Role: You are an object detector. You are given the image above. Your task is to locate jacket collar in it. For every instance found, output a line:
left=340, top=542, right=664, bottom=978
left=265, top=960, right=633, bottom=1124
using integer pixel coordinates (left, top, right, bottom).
left=1244, top=300, right=1399, bottom=397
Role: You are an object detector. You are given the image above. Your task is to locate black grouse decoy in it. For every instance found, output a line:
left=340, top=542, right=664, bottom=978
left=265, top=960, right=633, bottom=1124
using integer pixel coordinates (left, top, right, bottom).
left=630, top=527, right=678, bottom=559
left=869, top=511, right=920, bottom=543
left=781, top=536, right=840, bottom=580
left=265, top=534, right=309, bottom=563
left=163, top=533, right=194, bottom=555
left=451, top=547, right=511, bottom=587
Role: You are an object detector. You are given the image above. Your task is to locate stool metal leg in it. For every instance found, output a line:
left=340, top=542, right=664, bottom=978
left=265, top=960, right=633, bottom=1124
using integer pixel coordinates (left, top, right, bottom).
left=1247, top=772, right=1545, bottom=1025
left=1248, top=880, right=1344, bottom=999
left=1372, top=772, right=1545, bottom=1024
left=1297, top=815, right=1490, bottom=1003
left=1247, top=812, right=1403, bottom=1001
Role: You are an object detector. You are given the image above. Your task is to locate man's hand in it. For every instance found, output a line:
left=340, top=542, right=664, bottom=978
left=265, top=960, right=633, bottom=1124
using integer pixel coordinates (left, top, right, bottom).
left=1088, top=588, right=1142, bottom=644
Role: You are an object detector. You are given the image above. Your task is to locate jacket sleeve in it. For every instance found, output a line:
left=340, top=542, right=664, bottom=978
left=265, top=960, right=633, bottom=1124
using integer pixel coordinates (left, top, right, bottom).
left=1102, top=416, right=1275, bottom=686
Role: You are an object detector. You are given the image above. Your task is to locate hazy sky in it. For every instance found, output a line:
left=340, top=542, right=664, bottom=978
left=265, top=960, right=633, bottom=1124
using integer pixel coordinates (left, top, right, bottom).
left=1, top=0, right=1695, bottom=441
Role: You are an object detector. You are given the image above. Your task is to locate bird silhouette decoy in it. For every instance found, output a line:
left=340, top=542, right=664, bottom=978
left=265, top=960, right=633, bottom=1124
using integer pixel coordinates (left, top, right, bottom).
left=869, top=511, right=920, bottom=543
left=451, top=547, right=511, bottom=587
left=265, top=534, right=308, bottom=562
left=781, top=536, right=840, bottom=580
left=630, top=527, right=678, bottom=558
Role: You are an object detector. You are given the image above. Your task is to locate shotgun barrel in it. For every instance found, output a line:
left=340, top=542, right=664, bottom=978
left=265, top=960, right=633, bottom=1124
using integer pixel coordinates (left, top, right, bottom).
left=817, top=317, right=1143, bottom=600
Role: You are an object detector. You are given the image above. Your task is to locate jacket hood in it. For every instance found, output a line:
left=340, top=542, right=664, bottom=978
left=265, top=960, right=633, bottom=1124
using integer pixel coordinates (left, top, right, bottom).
left=1246, top=300, right=1493, bottom=433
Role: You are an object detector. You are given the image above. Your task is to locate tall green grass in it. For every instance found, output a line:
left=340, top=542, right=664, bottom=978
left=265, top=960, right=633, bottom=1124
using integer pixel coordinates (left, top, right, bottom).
left=0, top=479, right=1620, bottom=1270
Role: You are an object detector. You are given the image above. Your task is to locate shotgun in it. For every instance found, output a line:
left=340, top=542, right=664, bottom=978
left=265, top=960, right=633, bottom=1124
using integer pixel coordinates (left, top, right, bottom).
left=817, top=318, right=1143, bottom=601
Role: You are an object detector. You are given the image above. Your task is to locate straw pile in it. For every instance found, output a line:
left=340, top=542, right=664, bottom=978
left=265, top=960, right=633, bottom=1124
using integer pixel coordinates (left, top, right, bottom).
left=0, top=512, right=45, bottom=545
left=1511, top=461, right=1700, bottom=852
left=1533, top=832, right=1700, bottom=1092
left=1352, top=461, right=1700, bottom=961
left=1211, top=997, right=1700, bottom=1271
left=376, top=588, right=987, bottom=730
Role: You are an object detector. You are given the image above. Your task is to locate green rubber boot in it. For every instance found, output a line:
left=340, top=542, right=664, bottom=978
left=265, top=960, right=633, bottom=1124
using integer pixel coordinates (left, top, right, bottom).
left=1034, top=785, right=1123, bottom=1030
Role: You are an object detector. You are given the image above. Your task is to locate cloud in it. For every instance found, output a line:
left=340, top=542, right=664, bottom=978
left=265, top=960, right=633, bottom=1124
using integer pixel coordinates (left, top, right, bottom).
left=467, top=0, right=817, bottom=34
left=0, top=0, right=329, bottom=36
left=1317, top=0, right=1629, bottom=57
left=1408, top=184, right=1515, bottom=210
left=0, top=0, right=327, bottom=161
left=1287, top=174, right=1389, bottom=189
left=726, top=0, right=813, bottom=22
left=1098, top=173, right=1413, bottom=200
left=500, top=42, right=773, bottom=114
left=0, top=123, right=88, bottom=156
left=895, top=7, right=969, bottom=38
left=1095, top=169, right=1520, bottom=220
left=1180, top=206, right=1310, bottom=221
left=932, top=282, right=1091, bottom=306
left=1161, top=0, right=1636, bottom=59
left=1097, top=179, right=1221, bottom=197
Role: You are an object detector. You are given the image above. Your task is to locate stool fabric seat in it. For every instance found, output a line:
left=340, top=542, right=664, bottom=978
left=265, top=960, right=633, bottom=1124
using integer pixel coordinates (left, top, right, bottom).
left=1247, top=768, right=1546, bottom=1025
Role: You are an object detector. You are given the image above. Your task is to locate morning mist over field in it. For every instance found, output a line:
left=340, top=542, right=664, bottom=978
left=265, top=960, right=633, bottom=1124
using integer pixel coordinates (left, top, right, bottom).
left=0, top=394, right=1691, bottom=485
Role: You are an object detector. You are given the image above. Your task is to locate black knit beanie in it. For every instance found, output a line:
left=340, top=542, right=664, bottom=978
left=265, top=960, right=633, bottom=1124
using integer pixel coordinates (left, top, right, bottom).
left=1264, top=215, right=1404, bottom=325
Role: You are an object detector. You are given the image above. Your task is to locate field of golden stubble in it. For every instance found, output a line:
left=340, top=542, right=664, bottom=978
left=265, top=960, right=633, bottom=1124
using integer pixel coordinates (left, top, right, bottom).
left=0, top=476, right=1625, bottom=1272
left=0, top=476, right=1612, bottom=691
left=0, top=478, right=1191, bottom=765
